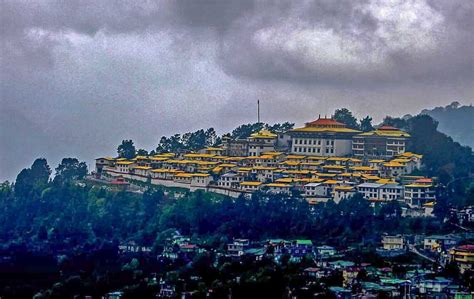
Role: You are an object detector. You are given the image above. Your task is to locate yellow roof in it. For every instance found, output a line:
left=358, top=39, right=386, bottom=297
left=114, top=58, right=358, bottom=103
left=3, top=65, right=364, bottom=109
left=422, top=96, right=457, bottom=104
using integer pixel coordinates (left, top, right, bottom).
left=358, top=128, right=410, bottom=137
left=154, top=153, right=175, bottom=158
left=315, top=173, right=337, bottom=177
left=116, top=158, right=127, bottom=161
left=262, top=151, right=283, bottom=156
left=383, top=162, right=404, bottom=167
left=275, top=178, right=295, bottom=183
left=279, top=161, right=300, bottom=166
left=292, top=126, right=361, bottom=133
left=218, top=163, right=237, bottom=168
left=376, top=179, right=397, bottom=184
left=306, top=156, right=328, bottom=160
left=266, top=183, right=291, bottom=188
left=191, top=173, right=210, bottom=177
left=350, top=166, right=377, bottom=171
left=204, top=147, right=224, bottom=151
left=224, top=157, right=247, bottom=162
left=324, top=180, right=339, bottom=185
left=362, top=174, right=380, bottom=180
left=183, top=153, right=216, bottom=158
left=286, top=155, right=306, bottom=159
left=258, top=155, right=276, bottom=159
left=117, top=161, right=134, bottom=165
left=134, top=166, right=151, bottom=170
left=152, top=168, right=183, bottom=173
left=423, top=201, right=435, bottom=207
left=334, top=186, right=355, bottom=191
left=211, top=156, right=228, bottom=160
left=300, top=162, right=323, bottom=166
left=150, top=157, right=169, bottom=162
left=253, top=166, right=277, bottom=170
left=240, top=181, right=263, bottom=186
left=174, top=173, right=194, bottom=178
left=237, top=167, right=252, bottom=172
left=327, top=157, right=350, bottom=161
left=369, top=159, right=385, bottom=163
left=195, top=161, right=219, bottom=165
left=283, top=170, right=310, bottom=174
left=250, top=129, right=277, bottom=139
left=405, top=184, right=433, bottom=188
left=400, top=152, right=422, bottom=159
left=323, top=165, right=345, bottom=169
left=212, top=166, right=223, bottom=173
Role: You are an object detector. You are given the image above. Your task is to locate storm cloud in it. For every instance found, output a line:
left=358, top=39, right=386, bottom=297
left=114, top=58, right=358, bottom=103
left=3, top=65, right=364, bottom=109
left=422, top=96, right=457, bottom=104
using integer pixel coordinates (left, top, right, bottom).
left=1, top=0, right=473, bottom=180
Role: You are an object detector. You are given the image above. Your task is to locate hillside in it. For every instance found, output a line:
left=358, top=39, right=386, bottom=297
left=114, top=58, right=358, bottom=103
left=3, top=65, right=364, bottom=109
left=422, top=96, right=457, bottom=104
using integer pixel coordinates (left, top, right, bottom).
left=420, top=102, right=474, bottom=149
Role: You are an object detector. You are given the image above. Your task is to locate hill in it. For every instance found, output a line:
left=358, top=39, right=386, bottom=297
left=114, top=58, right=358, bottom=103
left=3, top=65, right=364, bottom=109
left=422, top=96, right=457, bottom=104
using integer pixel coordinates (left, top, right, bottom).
left=420, top=102, right=474, bottom=149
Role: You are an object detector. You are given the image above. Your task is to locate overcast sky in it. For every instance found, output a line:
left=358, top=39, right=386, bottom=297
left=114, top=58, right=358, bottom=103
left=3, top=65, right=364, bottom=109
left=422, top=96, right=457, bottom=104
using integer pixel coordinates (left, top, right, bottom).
left=1, top=0, right=473, bottom=181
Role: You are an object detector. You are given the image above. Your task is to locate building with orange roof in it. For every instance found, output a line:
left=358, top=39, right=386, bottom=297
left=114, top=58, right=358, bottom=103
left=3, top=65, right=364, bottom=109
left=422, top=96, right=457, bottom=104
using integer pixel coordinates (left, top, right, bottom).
left=289, top=117, right=360, bottom=157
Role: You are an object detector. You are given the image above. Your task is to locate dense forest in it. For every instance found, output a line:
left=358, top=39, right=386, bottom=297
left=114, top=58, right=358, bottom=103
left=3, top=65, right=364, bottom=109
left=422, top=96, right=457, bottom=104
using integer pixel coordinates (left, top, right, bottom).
left=420, top=102, right=474, bottom=149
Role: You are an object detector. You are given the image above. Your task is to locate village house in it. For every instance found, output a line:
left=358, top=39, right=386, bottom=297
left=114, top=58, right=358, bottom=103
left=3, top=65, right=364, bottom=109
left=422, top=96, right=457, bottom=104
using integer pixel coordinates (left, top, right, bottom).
left=381, top=235, right=406, bottom=250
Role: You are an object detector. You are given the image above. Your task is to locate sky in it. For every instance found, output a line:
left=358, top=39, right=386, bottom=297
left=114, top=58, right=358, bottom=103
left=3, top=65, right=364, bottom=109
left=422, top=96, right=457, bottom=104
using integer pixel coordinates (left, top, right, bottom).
left=1, top=0, right=473, bottom=181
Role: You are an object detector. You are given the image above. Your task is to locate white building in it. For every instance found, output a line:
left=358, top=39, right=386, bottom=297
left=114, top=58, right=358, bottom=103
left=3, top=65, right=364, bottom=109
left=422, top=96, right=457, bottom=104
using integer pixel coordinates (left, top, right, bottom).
left=289, top=117, right=360, bottom=156
left=247, top=129, right=277, bottom=157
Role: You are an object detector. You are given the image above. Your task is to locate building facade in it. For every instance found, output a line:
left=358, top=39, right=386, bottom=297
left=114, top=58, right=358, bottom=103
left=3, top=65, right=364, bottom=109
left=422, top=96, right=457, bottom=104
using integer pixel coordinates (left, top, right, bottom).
left=352, top=125, right=410, bottom=159
left=289, top=117, right=360, bottom=156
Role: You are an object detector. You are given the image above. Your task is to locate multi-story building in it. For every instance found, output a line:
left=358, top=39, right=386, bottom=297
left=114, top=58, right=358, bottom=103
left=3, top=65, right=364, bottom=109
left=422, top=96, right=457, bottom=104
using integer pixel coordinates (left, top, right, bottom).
left=449, top=245, right=474, bottom=273
left=289, top=117, right=360, bottom=156
left=382, top=235, right=406, bottom=250
left=221, top=136, right=248, bottom=157
left=357, top=182, right=403, bottom=201
left=247, top=129, right=277, bottom=156
left=404, top=183, right=436, bottom=207
left=352, top=125, right=410, bottom=159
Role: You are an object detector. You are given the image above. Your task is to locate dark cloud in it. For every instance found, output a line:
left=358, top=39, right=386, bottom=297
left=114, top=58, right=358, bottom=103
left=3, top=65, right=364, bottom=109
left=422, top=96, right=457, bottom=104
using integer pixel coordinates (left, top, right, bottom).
left=0, top=0, right=473, bottom=180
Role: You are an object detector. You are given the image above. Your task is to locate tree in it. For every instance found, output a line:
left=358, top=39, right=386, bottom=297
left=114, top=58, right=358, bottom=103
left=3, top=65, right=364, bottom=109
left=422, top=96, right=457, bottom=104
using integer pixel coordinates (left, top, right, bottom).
left=266, top=122, right=294, bottom=133
left=14, top=158, right=51, bottom=197
left=117, top=140, right=136, bottom=159
left=359, top=116, right=374, bottom=132
left=231, top=123, right=265, bottom=139
left=136, top=149, right=148, bottom=156
left=383, top=116, right=408, bottom=129
left=334, top=108, right=359, bottom=130
left=54, top=158, right=88, bottom=184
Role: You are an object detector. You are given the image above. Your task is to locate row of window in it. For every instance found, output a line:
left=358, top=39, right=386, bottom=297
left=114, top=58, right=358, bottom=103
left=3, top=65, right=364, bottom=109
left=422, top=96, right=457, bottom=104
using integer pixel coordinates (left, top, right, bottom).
left=294, top=139, right=334, bottom=146
left=293, top=147, right=334, bottom=154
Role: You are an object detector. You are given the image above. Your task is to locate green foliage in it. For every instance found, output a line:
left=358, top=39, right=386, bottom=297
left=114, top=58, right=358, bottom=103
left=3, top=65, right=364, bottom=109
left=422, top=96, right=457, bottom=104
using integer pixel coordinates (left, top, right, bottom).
left=407, top=114, right=472, bottom=178
left=334, top=108, right=359, bottom=130
left=382, top=116, right=408, bottom=129
left=156, top=128, right=218, bottom=153
left=14, top=158, right=51, bottom=198
left=137, top=148, right=149, bottom=156
left=360, top=116, right=374, bottom=132
left=117, top=139, right=136, bottom=159
left=54, top=158, right=88, bottom=185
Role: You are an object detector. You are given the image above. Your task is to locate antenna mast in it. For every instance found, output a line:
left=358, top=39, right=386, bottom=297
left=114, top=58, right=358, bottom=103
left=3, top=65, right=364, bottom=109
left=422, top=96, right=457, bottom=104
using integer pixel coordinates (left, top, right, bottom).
left=257, top=100, right=260, bottom=124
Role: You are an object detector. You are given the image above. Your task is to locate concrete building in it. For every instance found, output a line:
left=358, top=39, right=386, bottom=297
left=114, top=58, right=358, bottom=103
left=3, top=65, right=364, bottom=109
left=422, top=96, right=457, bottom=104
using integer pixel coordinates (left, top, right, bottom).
left=289, top=117, right=360, bottom=156
left=382, top=235, right=406, bottom=250
left=352, top=125, right=410, bottom=159
left=247, top=129, right=277, bottom=156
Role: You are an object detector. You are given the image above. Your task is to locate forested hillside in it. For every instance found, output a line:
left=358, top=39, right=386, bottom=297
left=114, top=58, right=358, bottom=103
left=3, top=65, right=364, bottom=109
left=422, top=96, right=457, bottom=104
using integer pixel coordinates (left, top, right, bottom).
left=420, top=102, right=474, bottom=149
